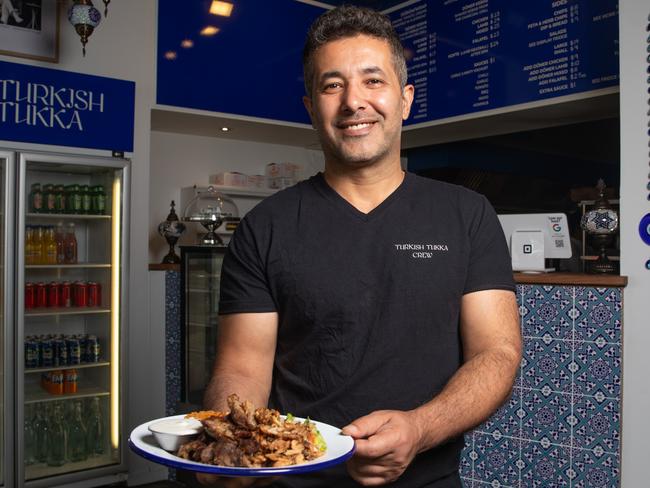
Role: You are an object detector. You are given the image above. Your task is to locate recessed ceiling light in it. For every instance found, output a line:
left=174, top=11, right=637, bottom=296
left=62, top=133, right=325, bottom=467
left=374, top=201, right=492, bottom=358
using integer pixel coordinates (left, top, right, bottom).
left=181, top=39, right=194, bottom=48
left=164, top=51, right=177, bottom=60
left=200, top=26, right=220, bottom=36
left=221, top=127, right=231, bottom=132
left=209, top=1, right=233, bottom=17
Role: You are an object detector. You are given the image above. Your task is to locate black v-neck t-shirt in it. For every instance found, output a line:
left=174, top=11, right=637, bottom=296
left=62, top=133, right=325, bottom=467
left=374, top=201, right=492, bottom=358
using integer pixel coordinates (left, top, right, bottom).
left=219, top=172, right=515, bottom=487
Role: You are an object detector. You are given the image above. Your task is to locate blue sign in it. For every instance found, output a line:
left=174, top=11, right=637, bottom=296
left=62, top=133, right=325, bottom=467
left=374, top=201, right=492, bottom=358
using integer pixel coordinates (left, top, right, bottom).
left=157, top=0, right=618, bottom=126
left=0, top=61, right=135, bottom=152
left=390, top=0, right=619, bottom=126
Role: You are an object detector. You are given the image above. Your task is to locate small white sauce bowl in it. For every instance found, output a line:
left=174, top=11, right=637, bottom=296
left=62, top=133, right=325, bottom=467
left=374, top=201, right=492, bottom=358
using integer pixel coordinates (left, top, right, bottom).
left=148, top=418, right=203, bottom=452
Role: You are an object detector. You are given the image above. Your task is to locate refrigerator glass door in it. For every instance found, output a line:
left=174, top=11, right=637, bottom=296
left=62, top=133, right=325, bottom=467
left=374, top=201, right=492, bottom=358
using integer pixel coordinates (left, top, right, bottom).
left=0, top=151, right=15, bottom=488
left=17, top=152, right=128, bottom=485
left=182, top=247, right=225, bottom=408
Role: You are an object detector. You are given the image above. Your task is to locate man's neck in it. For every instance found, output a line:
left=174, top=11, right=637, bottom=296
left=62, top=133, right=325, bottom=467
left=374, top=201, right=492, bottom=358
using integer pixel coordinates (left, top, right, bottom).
left=322, top=160, right=405, bottom=214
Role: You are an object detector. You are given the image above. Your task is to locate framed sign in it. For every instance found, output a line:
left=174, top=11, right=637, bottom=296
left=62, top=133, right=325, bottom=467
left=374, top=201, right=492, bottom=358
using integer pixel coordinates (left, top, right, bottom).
left=0, top=0, right=59, bottom=62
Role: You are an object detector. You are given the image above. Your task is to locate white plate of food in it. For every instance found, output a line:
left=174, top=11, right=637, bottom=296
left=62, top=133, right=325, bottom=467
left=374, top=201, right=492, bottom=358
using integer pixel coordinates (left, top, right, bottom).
left=128, top=396, right=356, bottom=476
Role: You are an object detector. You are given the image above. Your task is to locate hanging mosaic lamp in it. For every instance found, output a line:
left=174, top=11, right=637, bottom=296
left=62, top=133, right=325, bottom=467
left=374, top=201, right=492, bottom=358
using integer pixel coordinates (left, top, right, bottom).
left=68, top=0, right=102, bottom=57
left=102, top=0, right=110, bottom=17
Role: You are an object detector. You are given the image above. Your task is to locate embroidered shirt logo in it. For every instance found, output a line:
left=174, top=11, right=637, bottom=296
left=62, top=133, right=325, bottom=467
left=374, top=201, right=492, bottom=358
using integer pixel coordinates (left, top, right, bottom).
left=394, top=243, right=449, bottom=258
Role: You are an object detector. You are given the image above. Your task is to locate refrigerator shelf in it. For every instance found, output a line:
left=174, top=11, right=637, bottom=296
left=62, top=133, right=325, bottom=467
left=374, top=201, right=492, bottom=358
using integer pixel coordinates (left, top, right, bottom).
left=24, top=361, right=110, bottom=374
left=26, top=263, right=112, bottom=269
left=24, top=384, right=110, bottom=404
left=26, top=213, right=111, bottom=220
left=26, top=453, right=120, bottom=482
left=25, top=307, right=111, bottom=317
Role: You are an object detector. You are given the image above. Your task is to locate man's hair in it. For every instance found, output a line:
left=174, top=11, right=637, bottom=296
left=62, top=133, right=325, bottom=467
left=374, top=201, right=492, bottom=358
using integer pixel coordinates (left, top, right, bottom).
left=302, top=5, right=408, bottom=96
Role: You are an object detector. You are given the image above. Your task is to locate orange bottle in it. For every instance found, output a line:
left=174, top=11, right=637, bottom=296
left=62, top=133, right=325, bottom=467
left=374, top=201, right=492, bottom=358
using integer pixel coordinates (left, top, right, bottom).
left=33, top=226, right=44, bottom=265
left=63, top=223, right=78, bottom=264
left=43, top=226, right=57, bottom=265
left=55, top=223, right=65, bottom=264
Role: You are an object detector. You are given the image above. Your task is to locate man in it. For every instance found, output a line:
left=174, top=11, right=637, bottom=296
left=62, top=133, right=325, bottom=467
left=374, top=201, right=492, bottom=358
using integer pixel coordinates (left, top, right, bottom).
left=198, top=5, right=521, bottom=487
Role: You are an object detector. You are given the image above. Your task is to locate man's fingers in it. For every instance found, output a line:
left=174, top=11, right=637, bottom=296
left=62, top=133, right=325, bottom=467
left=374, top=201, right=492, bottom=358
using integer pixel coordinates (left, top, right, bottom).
left=342, top=411, right=390, bottom=439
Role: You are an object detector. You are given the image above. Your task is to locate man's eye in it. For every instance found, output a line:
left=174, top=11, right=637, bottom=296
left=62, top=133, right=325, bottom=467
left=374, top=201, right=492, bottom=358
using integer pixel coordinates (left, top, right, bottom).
left=367, top=79, right=384, bottom=86
left=323, top=82, right=342, bottom=92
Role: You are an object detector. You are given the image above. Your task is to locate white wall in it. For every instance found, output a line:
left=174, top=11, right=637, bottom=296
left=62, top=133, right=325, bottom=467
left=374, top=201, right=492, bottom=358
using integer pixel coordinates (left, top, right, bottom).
left=149, top=130, right=324, bottom=262
left=1, top=1, right=164, bottom=484
left=619, top=1, right=650, bottom=486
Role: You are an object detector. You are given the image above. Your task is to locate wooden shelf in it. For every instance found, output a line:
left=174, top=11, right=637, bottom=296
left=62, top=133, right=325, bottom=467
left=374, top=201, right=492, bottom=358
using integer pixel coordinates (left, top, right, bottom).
left=149, top=263, right=180, bottom=271
left=513, top=272, right=627, bottom=287
left=209, top=185, right=278, bottom=197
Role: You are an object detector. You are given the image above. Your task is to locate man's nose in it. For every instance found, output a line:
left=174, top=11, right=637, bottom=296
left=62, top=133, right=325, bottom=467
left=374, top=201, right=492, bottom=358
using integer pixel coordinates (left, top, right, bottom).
left=340, top=83, right=366, bottom=113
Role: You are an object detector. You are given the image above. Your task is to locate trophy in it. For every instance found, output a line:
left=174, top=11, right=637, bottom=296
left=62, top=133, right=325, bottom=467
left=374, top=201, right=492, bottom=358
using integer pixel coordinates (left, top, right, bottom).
left=580, top=179, right=619, bottom=274
left=158, top=201, right=186, bottom=263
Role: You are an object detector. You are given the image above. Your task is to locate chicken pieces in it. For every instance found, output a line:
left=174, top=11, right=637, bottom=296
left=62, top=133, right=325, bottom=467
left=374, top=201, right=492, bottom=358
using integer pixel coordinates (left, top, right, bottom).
left=177, top=394, right=325, bottom=468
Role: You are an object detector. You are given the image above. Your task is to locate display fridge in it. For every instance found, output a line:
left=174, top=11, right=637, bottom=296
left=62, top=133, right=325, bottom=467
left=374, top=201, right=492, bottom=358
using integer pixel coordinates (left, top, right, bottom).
left=180, top=246, right=226, bottom=410
left=3, top=149, right=129, bottom=488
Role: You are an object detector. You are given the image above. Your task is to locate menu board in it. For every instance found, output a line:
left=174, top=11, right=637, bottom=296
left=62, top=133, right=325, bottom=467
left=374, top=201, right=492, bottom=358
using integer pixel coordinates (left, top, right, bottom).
left=388, top=0, right=619, bottom=126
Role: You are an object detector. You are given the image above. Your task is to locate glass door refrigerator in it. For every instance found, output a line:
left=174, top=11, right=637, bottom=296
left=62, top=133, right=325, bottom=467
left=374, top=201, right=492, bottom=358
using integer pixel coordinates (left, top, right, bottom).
left=180, top=246, right=226, bottom=411
left=15, top=151, right=129, bottom=488
left=1, top=150, right=16, bottom=488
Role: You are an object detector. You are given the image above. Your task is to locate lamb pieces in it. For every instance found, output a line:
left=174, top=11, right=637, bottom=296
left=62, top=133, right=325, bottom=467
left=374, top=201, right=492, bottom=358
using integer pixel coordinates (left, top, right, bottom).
left=177, top=394, right=324, bottom=468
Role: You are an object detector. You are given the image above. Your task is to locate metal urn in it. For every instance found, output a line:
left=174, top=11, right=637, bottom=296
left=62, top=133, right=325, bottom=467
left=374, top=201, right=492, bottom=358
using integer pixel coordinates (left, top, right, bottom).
left=182, top=186, right=238, bottom=246
left=158, top=201, right=186, bottom=264
left=580, top=179, right=619, bottom=274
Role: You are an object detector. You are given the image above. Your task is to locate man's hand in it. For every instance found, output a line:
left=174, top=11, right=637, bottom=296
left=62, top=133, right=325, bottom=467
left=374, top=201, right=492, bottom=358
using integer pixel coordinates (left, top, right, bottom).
left=195, top=473, right=277, bottom=487
left=342, top=410, right=422, bottom=486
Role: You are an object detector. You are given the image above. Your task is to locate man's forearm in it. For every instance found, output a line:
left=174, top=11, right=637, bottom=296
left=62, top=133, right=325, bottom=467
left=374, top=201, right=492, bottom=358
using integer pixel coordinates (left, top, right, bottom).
left=412, top=343, right=520, bottom=452
left=203, top=370, right=272, bottom=411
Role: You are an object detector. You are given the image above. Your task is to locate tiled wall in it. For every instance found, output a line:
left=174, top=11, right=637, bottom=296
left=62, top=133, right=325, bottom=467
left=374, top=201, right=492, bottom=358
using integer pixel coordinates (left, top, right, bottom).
left=461, top=284, right=622, bottom=488
left=165, top=270, right=181, bottom=417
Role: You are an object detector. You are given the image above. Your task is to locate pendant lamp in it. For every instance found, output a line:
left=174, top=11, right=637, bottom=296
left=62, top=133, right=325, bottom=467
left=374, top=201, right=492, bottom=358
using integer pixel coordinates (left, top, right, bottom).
left=68, top=0, right=102, bottom=56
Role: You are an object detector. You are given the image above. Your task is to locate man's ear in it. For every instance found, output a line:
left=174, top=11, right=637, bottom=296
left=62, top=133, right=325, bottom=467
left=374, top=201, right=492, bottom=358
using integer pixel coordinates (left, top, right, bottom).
left=303, top=95, right=316, bottom=128
left=401, top=84, right=415, bottom=121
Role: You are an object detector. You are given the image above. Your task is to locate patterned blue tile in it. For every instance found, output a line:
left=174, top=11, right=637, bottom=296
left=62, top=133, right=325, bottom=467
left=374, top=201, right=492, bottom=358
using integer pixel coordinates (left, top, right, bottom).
left=520, top=441, right=571, bottom=488
left=572, top=451, right=620, bottom=488
left=476, top=388, right=521, bottom=437
left=574, top=288, right=621, bottom=343
left=520, top=286, right=573, bottom=339
left=521, top=390, right=572, bottom=445
left=573, top=341, right=621, bottom=399
left=472, top=433, right=521, bottom=488
left=521, top=338, right=573, bottom=392
left=165, top=270, right=182, bottom=416
left=572, top=395, right=620, bottom=453
left=460, top=435, right=474, bottom=479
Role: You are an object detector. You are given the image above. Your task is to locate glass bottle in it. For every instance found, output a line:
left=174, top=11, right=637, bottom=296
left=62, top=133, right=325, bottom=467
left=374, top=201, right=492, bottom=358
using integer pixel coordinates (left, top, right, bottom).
left=55, top=223, right=65, bottom=264
left=25, top=226, right=34, bottom=265
left=81, top=184, right=92, bottom=214
left=86, top=397, right=105, bottom=456
left=44, top=226, right=58, bottom=265
left=29, top=183, right=43, bottom=213
left=63, top=223, right=78, bottom=264
left=46, top=403, right=66, bottom=467
left=54, top=184, right=66, bottom=213
left=94, top=185, right=107, bottom=215
left=34, top=404, right=49, bottom=463
left=43, top=184, right=56, bottom=213
left=69, top=184, right=82, bottom=214
left=67, top=401, right=88, bottom=462
left=34, top=226, right=44, bottom=265
left=24, top=404, right=38, bottom=465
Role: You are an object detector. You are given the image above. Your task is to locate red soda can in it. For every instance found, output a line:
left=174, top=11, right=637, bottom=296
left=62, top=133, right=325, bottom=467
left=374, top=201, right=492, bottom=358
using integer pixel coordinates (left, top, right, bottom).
left=64, top=368, right=78, bottom=394
left=25, top=282, right=35, bottom=309
left=35, top=282, right=47, bottom=308
left=47, top=282, right=60, bottom=308
left=87, top=282, right=101, bottom=307
left=59, top=282, right=72, bottom=308
left=73, top=281, right=88, bottom=307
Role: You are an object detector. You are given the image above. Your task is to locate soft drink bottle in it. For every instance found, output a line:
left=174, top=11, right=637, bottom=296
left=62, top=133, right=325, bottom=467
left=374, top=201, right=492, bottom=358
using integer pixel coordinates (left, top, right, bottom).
left=55, top=223, right=65, bottom=264
left=67, top=401, right=87, bottom=462
left=25, top=226, right=33, bottom=265
left=24, top=404, right=38, bottom=465
left=63, top=223, right=78, bottom=264
left=46, top=403, right=66, bottom=467
left=44, top=226, right=57, bottom=265
left=33, top=404, right=48, bottom=463
left=86, top=396, right=105, bottom=455
left=33, top=226, right=44, bottom=265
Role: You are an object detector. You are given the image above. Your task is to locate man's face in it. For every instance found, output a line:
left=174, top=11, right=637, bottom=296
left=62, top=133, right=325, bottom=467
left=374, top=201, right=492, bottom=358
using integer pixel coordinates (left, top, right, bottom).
left=303, top=35, right=414, bottom=168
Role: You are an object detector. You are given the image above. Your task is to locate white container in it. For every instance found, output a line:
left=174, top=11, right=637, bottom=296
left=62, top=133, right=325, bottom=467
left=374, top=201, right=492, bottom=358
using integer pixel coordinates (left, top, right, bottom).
left=209, top=172, right=248, bottom=187
left=148, top=417, right=203, bottom=451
